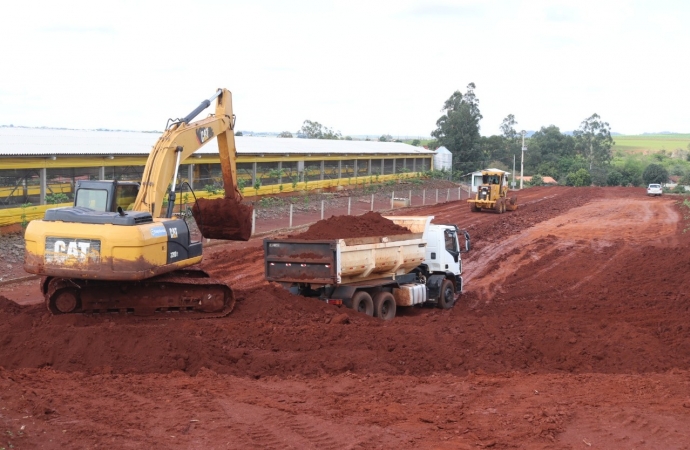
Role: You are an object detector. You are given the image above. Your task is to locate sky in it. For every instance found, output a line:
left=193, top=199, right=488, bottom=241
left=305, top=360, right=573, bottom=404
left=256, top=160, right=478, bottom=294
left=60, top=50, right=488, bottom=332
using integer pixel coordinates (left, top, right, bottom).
left=1, top=0, right=688, bottom=137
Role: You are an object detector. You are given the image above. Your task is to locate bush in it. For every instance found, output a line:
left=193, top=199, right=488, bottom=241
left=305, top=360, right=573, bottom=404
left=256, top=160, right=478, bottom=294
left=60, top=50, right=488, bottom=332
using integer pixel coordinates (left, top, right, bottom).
left=606, top=170, right=623, bottom=186
left=566, top=168, right=592, bottom=187
left=527, top=174, right=544, bottom=187
left=45, top=192, right=69, bottom=204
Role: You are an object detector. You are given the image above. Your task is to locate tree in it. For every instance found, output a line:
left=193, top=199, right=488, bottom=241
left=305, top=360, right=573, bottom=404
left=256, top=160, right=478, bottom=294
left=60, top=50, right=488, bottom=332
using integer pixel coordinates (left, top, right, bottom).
left=297, top=120, right=341, bottom=140
left=573, top=114, right=615, bottom=171
left=642, top=163, right=669, bottom=185
left=235, top=131, right=243, bottom=136
left=431, top=83, right=483, bottom=174
left=278, top=131, right=293, bottom=138
left=500, top=114, right=518, bottom=141
left=524, top=125, right=577, bottom=179
left=411, top=139, right=421, bottom=146
left=379, top=134, right=393, bottom=142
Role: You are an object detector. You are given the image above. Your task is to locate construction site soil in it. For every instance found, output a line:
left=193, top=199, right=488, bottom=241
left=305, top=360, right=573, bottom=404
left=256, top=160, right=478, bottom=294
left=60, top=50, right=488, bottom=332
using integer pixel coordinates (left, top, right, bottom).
left=2, top=186, right=690, bottom=449
left=289, top=211, right=411, bottom=240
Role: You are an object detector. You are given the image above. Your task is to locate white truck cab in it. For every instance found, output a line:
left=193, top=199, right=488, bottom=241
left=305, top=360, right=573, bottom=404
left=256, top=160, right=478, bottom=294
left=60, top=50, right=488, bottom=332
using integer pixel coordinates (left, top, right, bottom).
left=424, top=224, right=463, bottom=276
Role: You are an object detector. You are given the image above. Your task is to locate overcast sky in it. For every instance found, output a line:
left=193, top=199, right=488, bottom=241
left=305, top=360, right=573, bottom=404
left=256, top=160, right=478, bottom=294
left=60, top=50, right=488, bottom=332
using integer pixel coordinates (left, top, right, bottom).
left=1, top=0, right=688, bottom=137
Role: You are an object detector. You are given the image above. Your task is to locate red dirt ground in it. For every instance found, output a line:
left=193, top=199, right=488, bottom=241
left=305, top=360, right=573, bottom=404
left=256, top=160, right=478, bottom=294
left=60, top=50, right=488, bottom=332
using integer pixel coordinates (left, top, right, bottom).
left=2, top=186, right=690, bottom=449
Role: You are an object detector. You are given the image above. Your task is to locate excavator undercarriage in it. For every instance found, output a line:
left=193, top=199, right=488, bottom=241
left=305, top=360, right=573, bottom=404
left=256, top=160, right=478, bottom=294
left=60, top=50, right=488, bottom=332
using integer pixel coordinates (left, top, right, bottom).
left=42, top=268, right=234, bottom=318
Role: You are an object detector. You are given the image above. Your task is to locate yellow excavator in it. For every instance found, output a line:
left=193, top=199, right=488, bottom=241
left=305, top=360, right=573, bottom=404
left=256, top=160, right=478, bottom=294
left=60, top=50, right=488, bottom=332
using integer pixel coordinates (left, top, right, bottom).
left=23, top=88, right=253, bottom=316
left=467, top=170, right=518, bottom=213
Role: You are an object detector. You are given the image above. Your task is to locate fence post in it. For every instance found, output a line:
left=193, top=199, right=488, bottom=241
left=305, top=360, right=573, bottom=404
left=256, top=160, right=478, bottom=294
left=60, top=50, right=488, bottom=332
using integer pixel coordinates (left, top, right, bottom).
left=321, top=200, right=324, bottom=220
left=446, top=188, right=450, bottom=201
left=409, top=190, right=412, bottom=206
left=289, top=203, right=293, bottom=227
left=423, top=190, right=426, bottom=205
left=435, top=189, right=438, bottom=204
left=370, top=194, right=374, bottom=211
left=391, top=191, right=394, bottom=209
left=251, top=208, right=256, bottom=235
left=458, top=187, right=461, bottom=200
left=348, top=197, right=351, bottom=215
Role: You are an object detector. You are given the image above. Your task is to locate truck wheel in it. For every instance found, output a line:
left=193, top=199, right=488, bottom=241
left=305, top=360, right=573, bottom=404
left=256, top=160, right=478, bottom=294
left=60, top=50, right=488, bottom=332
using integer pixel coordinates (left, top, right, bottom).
left=373, top=292, right=396, bottom=320
left=351, top=291, right=374, bottom=316
left=469, top=202, right=479, bottom=212
left=438, top=279, right=455, bottom=309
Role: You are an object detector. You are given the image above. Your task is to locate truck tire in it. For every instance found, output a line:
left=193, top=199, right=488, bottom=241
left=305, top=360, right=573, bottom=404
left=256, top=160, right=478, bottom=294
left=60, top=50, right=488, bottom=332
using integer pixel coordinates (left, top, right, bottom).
left=351, top=291, right=374, bottom=317
left=438, top=279, right=455, bottom=309
left=469, top=202, right=480, bottom=212
left=373, top=292, right=396, bottom=320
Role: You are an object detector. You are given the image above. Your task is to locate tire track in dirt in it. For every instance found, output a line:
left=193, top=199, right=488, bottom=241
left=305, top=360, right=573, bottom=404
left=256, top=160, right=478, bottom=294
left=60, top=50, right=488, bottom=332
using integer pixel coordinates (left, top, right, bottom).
left=464, top=197, right=679, bottom=302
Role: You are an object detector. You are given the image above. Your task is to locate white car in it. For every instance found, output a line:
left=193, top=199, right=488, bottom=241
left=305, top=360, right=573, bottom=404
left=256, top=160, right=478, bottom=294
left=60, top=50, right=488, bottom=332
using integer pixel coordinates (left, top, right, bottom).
left=647, top=183, right=663, bottom=196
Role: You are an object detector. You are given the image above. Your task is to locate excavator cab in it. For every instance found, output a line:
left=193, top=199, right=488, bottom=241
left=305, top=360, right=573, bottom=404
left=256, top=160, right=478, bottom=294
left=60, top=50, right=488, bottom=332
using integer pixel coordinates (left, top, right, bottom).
left=73, top=180, right=140, bottom=212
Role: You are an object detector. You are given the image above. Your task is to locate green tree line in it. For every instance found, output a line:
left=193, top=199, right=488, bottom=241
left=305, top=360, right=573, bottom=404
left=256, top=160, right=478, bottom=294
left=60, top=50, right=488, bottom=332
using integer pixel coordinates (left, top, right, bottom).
left=428, top=83, right=690, bottom=187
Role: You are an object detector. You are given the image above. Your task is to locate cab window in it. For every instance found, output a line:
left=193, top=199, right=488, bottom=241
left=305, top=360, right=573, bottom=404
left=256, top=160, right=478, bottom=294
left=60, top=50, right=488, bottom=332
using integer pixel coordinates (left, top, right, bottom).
left=75, top=189, right=108, bottom=211
left=115, top=184, right=139, bottom=211
left=444, top=229, right=458, bottom=253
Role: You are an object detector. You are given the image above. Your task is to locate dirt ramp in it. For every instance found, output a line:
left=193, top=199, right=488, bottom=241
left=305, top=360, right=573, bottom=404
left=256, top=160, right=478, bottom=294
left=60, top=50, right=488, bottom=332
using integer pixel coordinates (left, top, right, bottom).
left=192, top=197, right=253, bottom=241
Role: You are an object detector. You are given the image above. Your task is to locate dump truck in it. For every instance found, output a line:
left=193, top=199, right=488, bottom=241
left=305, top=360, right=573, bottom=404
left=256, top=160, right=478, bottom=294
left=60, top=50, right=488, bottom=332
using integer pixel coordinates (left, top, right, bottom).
left=264, top=216, right=470, bottom=320
left=468, top=170, right=518, bottom=213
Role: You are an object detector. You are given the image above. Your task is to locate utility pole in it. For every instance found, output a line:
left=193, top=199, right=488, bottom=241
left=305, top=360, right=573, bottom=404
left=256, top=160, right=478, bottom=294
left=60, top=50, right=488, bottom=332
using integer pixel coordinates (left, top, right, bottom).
left=520, top=130, right=527, bottom=190
left=512, top=154, right=516, bottom=189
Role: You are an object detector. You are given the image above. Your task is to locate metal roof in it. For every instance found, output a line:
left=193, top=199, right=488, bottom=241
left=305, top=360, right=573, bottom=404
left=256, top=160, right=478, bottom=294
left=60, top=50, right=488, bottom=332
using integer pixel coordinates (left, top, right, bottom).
left=0, top=127, right=435, bottom=157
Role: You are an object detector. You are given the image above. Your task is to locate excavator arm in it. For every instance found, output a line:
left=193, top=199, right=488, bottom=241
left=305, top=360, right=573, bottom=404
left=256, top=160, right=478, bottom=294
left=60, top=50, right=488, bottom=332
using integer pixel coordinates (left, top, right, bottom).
left=133, top=88, right=241, bottom=219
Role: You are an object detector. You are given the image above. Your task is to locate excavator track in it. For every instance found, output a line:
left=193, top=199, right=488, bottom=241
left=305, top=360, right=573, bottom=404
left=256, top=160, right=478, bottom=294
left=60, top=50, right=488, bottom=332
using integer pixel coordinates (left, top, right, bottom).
left=42, top=268, right=235, bottom=319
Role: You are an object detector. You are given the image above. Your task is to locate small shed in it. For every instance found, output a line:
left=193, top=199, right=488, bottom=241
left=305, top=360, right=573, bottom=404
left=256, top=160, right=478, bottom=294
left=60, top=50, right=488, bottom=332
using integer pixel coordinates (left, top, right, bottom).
left=433, top=146, right=452, bottom=172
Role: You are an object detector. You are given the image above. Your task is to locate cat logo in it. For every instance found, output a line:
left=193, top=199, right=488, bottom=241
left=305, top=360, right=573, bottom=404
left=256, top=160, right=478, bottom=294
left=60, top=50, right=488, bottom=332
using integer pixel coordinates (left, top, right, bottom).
left=45, top=237, right=101, bottom=265
left=170, top=251, right=179, bottom=259
left=169, top=227, right=178, bottom=239
left=196, top=127, right=215, bottom=144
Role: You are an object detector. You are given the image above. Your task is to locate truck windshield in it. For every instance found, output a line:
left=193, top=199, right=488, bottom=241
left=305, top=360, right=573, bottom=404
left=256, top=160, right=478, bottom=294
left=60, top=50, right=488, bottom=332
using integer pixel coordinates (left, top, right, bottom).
left=75, top=189, right=108, bottom=212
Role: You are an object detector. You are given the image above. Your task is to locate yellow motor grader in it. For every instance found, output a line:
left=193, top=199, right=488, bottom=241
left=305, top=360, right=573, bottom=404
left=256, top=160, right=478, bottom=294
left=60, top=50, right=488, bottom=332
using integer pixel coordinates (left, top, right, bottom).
left=467, top=170, right=518, bottom=213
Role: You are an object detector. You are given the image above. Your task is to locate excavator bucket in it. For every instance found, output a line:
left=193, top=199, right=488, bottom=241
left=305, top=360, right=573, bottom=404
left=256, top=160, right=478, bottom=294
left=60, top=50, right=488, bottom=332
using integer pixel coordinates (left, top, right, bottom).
left=192, top=197, right=253, bottom=241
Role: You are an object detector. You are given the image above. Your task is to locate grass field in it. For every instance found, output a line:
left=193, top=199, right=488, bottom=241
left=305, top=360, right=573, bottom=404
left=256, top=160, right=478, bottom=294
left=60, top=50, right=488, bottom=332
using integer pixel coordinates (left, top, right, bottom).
left=612, top=134, right=690, bottom=155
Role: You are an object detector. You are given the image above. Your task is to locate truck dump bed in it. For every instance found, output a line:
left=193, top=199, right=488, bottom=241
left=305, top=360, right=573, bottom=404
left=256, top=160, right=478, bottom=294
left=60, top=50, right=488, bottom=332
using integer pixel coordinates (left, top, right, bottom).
left=264, top=216, right=432, bottom=286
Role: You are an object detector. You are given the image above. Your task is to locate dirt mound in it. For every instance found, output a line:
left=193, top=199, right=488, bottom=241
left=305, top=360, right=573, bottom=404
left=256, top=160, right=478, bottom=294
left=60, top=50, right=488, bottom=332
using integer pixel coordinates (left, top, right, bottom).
left=289, top=211, right=411, bottom=240
left=0, top=295, right=24, bottom=315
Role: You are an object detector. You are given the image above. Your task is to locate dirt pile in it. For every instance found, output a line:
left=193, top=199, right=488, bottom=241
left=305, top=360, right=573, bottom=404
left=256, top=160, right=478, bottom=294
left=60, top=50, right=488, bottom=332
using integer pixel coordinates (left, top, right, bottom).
left=289, top=211, right=411, bottom=240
